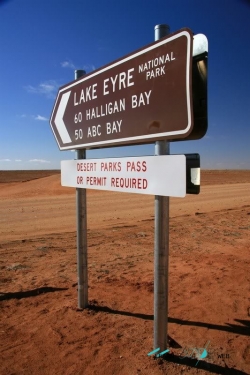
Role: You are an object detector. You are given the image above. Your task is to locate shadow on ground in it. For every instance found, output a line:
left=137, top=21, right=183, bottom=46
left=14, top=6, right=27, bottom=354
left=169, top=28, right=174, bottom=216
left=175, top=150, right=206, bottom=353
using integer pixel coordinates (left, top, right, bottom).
left=87, top=302, right=250, bottom=337
left=87, top=301, right=249, bottom=374
left=0, top=287, right=68, bottom=301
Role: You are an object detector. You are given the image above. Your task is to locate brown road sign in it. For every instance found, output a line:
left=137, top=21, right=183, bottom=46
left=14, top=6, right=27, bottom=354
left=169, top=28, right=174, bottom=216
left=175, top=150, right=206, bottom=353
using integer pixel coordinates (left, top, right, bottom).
left=50, top=28, right=207, bottom=151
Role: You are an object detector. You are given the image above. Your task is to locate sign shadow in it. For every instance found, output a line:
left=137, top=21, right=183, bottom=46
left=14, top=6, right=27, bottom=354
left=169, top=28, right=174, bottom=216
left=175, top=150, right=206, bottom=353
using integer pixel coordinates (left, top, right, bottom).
left=0, top=286, right=68, bottom=301
left=160, top=352, right=249, bottom=375
left=87, top=301, right=250, bottom=337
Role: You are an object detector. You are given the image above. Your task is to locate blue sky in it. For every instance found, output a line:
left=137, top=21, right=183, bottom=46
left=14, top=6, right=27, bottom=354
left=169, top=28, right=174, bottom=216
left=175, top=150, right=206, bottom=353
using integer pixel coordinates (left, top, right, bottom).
left=0, top=0, right=249, bottom=170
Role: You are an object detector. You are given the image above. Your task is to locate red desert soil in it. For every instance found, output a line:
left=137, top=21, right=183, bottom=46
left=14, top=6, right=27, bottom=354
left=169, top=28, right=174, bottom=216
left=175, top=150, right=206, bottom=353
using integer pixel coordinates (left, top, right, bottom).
left=0, top=170, right=250, bottom=375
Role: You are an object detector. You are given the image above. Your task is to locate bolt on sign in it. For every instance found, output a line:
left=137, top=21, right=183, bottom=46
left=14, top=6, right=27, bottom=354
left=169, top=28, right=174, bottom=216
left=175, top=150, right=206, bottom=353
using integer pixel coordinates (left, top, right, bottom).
left=50, top=28, right=207, bottom=150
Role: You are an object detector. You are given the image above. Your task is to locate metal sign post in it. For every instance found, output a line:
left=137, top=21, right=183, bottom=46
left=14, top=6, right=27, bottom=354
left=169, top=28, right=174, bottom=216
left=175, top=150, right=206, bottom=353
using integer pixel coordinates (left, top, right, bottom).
left=75, top=69, right=88, bottom=309
left=154, top=24, right=170, bottom=352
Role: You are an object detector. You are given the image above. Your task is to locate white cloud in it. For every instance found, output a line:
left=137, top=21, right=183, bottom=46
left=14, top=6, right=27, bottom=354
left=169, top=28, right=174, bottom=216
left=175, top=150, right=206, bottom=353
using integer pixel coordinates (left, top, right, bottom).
left=29, top=159, right=51, bottom=164
left=34, top=115, right=48, bottom=121
left=15, top=159, right=22, bottom=162
left=61, top=60, right=76, bottom=69
left=82, top=64, right=96, bottom=72
left=24, top=80, right=60, bottom=98
left=0, top=158, right=11, bottom=162
left=60, top=61, right=96, bottom=73
left=18, top=114, right=48, bottom=121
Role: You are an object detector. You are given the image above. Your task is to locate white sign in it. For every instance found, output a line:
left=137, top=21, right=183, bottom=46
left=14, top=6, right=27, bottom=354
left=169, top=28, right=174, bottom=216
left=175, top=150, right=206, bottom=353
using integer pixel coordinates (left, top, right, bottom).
left=61, top=155, right=186, bottom=197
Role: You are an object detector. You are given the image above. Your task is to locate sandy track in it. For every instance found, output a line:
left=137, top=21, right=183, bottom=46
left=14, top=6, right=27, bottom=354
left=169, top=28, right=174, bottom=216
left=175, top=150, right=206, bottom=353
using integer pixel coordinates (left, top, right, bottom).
left=0, top=176, right=249, bottom=241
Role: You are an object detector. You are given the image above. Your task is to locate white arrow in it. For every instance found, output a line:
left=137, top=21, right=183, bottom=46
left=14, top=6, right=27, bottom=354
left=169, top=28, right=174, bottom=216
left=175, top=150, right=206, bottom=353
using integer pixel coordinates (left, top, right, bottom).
left=55, top=91, right=72, bottom=144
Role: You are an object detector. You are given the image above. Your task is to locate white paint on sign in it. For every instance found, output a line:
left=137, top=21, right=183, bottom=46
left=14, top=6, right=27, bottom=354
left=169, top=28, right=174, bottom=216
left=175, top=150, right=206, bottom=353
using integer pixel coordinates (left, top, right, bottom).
left=131, top=90, right=152, bottom=108
left=54, top=91, right=72, bottom=144
left=106, top=120, right=122, bottom=134
left=103, top=68, right=135, bottom=95
left=85, top=99, right=126, bottom=120
left=138, top=52, right=175, bottom=73
left=61, top=155, right=186, bottom=197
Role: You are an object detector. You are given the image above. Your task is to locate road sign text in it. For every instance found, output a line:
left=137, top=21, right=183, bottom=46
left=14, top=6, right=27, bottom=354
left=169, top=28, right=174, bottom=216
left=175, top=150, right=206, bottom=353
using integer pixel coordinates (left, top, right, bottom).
left=61, top=156, right=186, bottom=197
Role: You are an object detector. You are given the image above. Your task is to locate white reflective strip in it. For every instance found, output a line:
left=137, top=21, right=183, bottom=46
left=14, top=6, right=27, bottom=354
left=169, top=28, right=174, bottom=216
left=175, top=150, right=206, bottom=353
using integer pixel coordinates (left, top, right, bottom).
left=193, top=34, right=208, bottom=57
left=191, top=168, right=200, bottom=185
